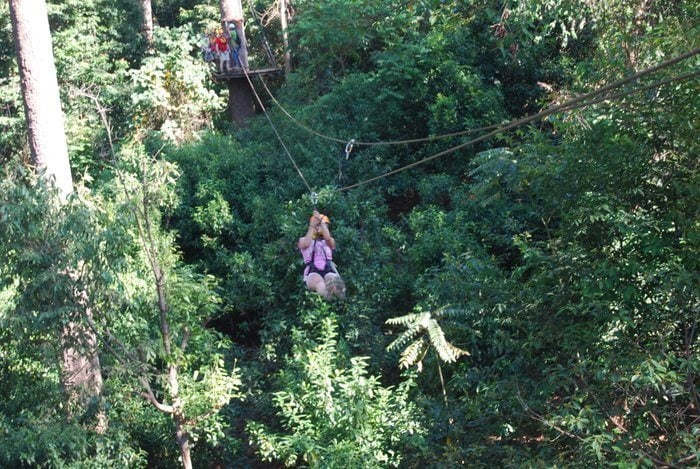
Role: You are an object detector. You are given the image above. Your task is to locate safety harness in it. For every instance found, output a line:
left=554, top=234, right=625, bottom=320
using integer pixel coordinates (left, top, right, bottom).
left=306, top=239, right=334, bottom=277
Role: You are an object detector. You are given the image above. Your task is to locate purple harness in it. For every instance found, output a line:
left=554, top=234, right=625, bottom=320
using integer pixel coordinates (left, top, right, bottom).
left=305, top=239, right=333, bottom=277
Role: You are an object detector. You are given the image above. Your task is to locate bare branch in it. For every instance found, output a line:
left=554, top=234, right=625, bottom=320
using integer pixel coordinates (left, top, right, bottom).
left=139, top=376, right=174, bottom=413
left=181, top=328, right=190, bottom=352
left=674, top=453, right=698, bottom=465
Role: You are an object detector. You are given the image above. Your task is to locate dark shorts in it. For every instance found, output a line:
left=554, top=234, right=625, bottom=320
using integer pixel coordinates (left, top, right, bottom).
left=304, top=262, right=334, bottom=280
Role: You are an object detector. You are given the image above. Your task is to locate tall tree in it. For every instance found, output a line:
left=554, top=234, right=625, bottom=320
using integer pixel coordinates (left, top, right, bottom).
left=9, top=0, right=71, bottom=197
left=280, top=0, right=291, bottom=73
left=141, top=0, right=154, bottom=47
left=9, top=0, right=104, bottom=420
left=219, top=0, right=243, bottom=23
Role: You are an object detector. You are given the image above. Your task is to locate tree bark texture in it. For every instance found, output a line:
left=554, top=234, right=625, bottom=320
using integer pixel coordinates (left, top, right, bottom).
left=219, top=0, right=243, bottom=21
left=9, top=0, right=72, bottom=199
left=227, top=77, right=256, bottom=127
left=231, top=19, right=248, bottom=69
left=280, top=0, right=291, bottom=73
left=141, top=0, right=154, bottom=47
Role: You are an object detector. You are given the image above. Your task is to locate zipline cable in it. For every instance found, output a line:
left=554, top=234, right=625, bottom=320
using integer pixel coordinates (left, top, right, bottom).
left=257, top=47, right=699, bottom=149
left=237, top=47, right=698, bottom=197
left=554, top=69, right=699, bottom=113
left=240, top=67, right=314, bottom=196
left=337, top=64, right=700, bottom=192
left=256, top=74, right=504, bottom=146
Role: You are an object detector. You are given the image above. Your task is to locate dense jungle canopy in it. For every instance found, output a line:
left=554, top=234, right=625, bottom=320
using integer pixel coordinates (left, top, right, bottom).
left=1, top=0, right=698, bottom=467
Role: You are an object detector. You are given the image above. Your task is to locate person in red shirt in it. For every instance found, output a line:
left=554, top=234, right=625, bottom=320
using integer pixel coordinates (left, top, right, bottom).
left=213, top=30, right=231, bottom=72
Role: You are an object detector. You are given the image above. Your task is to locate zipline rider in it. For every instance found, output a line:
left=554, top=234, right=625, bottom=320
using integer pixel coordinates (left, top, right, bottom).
left=298, top=210, right=346, bottom=301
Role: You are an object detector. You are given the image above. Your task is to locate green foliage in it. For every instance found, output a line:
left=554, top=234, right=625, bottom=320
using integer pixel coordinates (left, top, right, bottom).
left=47, top=0, right=142, bottom=177
left=290, top=0, right=421, bottom=87
left=0, top=144, right=242, bottom=466
left=0, top=411, right=147, bottom=468
left=2, top=0, right=698, bottom=466
left=0, top=74, right=25, bottom=164
left=95, top=143, right=243, bottom=460
left=386, top=306, right=469, bottom=368
left=0, top=172, right=148, bottom=467
left=129, top=26, right=224, bottom=143
left=247, top=307, right=426, bottom=467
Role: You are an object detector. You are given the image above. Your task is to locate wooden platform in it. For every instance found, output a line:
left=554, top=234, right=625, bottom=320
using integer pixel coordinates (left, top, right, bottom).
left=212, top=67, right=281, bottom=80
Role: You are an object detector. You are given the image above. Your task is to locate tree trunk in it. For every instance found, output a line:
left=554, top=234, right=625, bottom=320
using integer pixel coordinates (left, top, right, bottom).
left=227, top=77, right=256, bottom=127
left=9, top=0, right=104, bottom=423
left=9, top=0, right=72, bottom=198
left=280, top=0, right=291, bottom=73
left=220, top=0, right=247, bottom=69
left=172, top=369, right=192, bottom=469
left=231, top=19, right=248, bottom=69
left=219, top=0, right=243, bottom=21
left=155, top=263, right=192, bottom=468
left=141, top=0, right=154, bottom=48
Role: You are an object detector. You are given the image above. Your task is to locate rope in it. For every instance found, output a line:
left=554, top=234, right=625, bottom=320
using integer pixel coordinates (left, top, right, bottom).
left=235, top=47, right=698, bottom=198
left=257, top=47, right=698, bottom=148
left=337, top=59, right=699, bottom=191
left=240, top=67, right=314, bottom=195
left=257, top=75, right=504, bottom=146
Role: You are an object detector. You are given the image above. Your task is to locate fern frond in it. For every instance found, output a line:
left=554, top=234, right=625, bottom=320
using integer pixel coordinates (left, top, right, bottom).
left=386, top=321, right=425, bottom=352
left=426, top=319, right=468, bottom=362
left=399, top=339, right=428, bottom=369
left=446, top=342, right=469, bottom=359
left=426, top=319, right=448, bottom=356
left=385, top=312, right=425, bottom=327
left=387, top=307, right=468, bottom=368
left=430, top=305, right=452, bottom=319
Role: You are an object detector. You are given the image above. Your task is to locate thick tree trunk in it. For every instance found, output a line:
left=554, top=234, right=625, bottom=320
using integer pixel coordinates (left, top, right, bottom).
left=9, top=0, right=104, bottom=422
left=220, top=1, right=248, bottom=69
left=219, top=0, right=253, bottom=127
left=227, top=77, right=256, bottom=127
left=141, top=0, right=154, bottom=47
left=219, top=0, right=243, bottom=22
left=9, top=0, right=72, bottom=198
left=231, top=19, right=248, bottom=69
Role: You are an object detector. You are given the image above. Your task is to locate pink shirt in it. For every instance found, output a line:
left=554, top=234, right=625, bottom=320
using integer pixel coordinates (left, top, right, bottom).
left=299, top=239, right=333, bottom=276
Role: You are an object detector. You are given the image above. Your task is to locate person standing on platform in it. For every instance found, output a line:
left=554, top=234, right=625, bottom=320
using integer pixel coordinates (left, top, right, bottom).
left=229, top=18, right=248, bottom=70
left=213, top=29, right=231, bottom=72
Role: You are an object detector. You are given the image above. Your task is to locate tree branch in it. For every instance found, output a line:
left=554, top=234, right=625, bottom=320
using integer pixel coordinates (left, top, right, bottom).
left=180, top=328, right=190, bottom=352
left=515, top=385, right=585, bottom=442
left=139, top=376, right=174, bottom=413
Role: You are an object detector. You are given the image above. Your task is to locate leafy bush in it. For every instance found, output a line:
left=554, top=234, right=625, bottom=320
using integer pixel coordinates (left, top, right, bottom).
left=248, top=306, right=426, bottom=467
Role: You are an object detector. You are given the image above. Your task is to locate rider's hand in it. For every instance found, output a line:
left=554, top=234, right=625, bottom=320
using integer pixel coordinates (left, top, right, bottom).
left=310, top=211, right=322, bottom=227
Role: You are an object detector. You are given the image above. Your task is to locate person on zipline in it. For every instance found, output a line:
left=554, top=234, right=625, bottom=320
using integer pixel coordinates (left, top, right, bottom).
left=298, top=210, right=346, bottom=301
